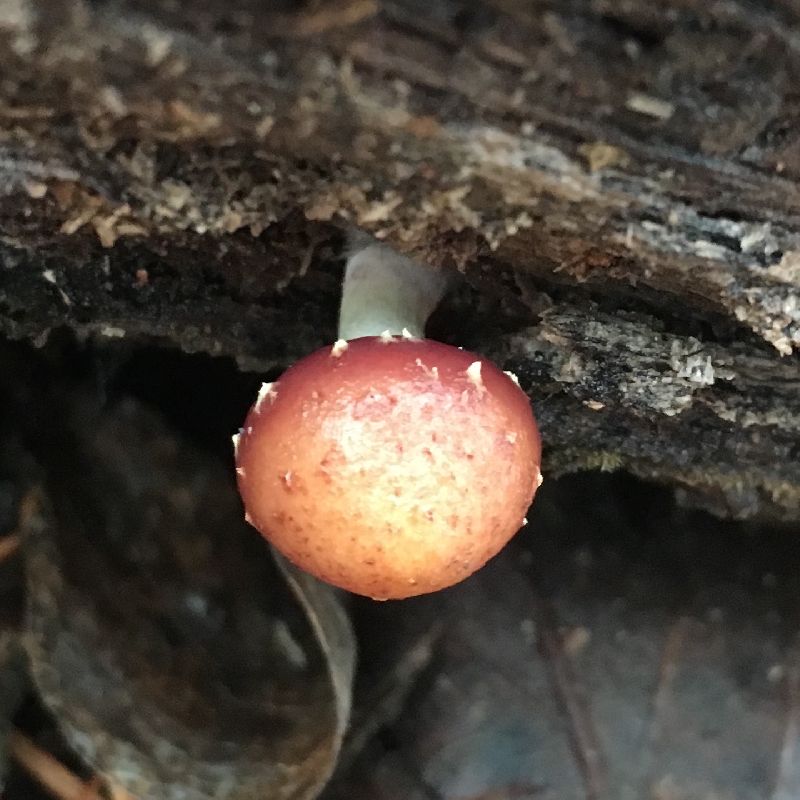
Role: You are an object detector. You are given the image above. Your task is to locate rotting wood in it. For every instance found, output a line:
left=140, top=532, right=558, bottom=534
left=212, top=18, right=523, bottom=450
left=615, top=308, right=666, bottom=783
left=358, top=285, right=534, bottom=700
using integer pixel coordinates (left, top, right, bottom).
left=2, top=0, right=800, bottom=518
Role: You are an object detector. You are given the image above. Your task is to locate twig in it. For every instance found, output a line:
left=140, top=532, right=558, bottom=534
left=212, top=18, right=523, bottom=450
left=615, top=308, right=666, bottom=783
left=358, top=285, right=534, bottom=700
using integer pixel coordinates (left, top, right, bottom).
left=0, top=534, right=19, bottom=564
left=635, top=617, right=690, bottom=794
left=8, top=731, right=136, bottom=800
left=528, top=579, right=609, bottom=800
left=337, top=624, right=441, bottom=771
left=2, top=488, right=45, bottom=565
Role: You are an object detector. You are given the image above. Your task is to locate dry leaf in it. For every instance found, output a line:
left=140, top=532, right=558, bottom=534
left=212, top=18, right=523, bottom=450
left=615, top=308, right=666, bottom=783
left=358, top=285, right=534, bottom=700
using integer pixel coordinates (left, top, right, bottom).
left=20, top=396, right=354, bottom=800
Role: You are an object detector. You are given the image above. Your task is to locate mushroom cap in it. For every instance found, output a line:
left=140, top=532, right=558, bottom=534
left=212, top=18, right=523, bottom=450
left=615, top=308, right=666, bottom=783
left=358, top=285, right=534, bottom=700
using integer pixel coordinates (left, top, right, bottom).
left=235, top=337, right=542, bottom=600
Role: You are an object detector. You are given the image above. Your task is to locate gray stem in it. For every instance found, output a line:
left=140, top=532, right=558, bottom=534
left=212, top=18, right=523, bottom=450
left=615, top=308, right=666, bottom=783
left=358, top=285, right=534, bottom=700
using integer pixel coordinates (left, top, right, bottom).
left=338, top=240, right=449, bottom=340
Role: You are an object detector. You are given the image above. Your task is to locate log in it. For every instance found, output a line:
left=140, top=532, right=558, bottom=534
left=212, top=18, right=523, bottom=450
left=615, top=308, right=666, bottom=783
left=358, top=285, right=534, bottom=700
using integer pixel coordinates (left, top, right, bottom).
left=2, top=0, right=800, bottom=518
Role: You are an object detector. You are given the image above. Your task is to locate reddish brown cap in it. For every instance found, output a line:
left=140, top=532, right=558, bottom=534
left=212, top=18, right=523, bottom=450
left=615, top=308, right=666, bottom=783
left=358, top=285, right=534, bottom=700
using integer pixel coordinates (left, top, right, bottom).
left=235, top=336, right=542, bottom=600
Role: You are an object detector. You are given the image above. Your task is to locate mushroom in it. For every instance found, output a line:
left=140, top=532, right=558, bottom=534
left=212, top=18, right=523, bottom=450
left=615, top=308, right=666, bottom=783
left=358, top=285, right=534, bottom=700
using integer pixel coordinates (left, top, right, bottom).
left=235, top=239, right=542, bottom=600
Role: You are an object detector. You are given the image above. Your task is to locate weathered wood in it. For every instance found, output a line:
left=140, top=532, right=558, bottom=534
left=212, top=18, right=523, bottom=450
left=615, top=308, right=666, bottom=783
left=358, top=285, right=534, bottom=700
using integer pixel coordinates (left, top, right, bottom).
left=2, top=0, right=800, bottom=518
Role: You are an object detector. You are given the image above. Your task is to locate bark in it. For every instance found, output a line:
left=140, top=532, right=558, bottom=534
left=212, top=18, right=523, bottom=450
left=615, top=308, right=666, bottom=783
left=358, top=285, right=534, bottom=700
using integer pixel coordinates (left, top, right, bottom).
left=2, top=0, right=800, bottom=519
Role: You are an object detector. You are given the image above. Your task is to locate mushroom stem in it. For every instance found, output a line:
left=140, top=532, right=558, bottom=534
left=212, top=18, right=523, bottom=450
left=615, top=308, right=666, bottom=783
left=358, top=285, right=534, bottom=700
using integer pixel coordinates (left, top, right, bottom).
left=338, top=239, right=449, bottom=340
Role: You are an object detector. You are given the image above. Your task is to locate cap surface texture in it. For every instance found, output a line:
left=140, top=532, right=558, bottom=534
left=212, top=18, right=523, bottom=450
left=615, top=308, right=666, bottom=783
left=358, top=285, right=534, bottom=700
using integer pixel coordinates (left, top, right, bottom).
left=236, top=337, right=541, bottom=599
